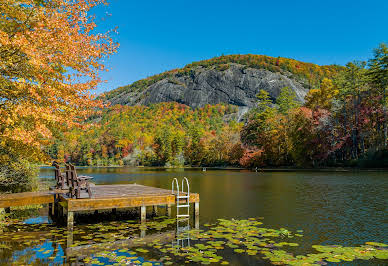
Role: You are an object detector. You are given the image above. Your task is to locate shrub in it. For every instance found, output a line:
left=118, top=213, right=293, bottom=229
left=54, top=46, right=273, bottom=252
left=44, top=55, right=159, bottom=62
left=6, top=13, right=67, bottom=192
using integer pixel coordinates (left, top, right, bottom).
left=0, top=159, right=39, bottom=193
left=215, top=63, right=230, bottom=71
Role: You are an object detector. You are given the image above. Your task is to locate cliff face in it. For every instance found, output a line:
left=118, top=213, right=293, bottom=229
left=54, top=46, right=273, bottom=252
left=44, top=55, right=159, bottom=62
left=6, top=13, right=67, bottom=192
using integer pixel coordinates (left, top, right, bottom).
left=106, top=63, right=309, bottom=108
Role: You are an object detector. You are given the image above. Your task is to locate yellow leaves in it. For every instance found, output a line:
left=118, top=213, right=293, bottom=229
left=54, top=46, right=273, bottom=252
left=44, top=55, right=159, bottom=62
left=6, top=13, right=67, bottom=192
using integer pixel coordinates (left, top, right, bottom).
left=0, top=30, right=10, bottom=45
left=117, top=139, right=133, bottom=148
left=0, top=0, right=117, bottom=163
left=305, top=78, right=337, bottom=110
left=143, top=134, right=154, bottom=146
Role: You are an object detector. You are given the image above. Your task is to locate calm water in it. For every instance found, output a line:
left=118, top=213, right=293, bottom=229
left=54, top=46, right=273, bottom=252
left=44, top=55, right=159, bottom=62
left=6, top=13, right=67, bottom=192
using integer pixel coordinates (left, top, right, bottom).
left=1, top=167, right=387, bottom=265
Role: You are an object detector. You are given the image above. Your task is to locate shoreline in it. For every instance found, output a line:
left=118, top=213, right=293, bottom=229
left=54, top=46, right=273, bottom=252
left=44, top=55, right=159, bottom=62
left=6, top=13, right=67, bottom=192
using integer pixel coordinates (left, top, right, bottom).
left=38, top=165, right=388, bottom=172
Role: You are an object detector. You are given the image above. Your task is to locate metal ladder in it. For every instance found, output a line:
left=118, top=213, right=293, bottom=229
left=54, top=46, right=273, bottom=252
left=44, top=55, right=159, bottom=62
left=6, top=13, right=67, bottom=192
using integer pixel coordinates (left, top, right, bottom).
left=171, top=177, right=191, bottom=250
left=172, top=177, right=190, bottom=220
left=172, top=215, right=191, bottom=250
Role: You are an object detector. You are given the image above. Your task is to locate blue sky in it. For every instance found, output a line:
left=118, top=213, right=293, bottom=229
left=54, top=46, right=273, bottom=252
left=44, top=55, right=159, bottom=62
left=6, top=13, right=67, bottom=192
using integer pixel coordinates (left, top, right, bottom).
left=93, top=0, right=388, bottom=94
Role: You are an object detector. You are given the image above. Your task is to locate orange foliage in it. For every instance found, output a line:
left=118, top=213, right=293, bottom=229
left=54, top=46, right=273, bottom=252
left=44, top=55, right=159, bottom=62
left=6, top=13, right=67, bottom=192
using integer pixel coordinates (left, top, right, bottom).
left=0, top=0, right=118, bottom=163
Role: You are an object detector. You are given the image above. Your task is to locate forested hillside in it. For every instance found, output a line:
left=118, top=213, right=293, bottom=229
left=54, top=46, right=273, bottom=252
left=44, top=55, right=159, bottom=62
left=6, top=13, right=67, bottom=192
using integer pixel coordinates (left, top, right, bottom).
left=241, top=44, right=388, bottom=167
left=47, top=103, right=243, bottom=167
left=50, top=44, right=388, bottom=168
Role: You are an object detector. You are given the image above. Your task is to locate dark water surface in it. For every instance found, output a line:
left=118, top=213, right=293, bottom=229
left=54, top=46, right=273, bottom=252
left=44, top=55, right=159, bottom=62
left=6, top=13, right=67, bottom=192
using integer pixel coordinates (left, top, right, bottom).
left=1, top=167, right=387, bottom=265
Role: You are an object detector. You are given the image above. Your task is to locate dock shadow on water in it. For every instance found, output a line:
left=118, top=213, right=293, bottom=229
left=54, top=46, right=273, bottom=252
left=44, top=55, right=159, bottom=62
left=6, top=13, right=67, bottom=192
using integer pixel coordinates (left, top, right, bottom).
left=0, top=206, right=387, bottom=265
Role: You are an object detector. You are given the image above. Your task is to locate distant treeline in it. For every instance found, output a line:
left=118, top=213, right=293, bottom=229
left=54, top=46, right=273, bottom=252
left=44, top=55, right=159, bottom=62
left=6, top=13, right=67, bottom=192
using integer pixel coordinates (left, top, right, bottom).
left=47, top=103, right=243, bottom=167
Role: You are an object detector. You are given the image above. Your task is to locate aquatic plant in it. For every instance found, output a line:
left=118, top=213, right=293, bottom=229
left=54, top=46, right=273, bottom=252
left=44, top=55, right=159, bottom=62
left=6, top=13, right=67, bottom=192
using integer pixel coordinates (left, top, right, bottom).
left=0, top=217, right=387, bottom=265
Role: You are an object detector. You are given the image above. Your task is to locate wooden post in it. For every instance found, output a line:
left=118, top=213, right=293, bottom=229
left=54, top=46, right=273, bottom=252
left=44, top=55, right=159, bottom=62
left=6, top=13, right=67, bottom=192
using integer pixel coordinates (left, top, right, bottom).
left=52, top=203, right=55, bottom=216
left=140, top=228, right=146, bottom=238
left=67, top=211, right=74, bottom=231
left=53, top=196, right=58, bottom=219
left=140, top=206, right=146, bottom=223
left=152, top=205, right=158, bottom=216
left=48, top=203, right=53, bottom=217
left=194, top=202, right=199, bottom=216
left=167, top=204, right=171, bottom=217
left=194, top=202, right=199, bottom=229
left=66, top=230, right=73, bottom=247
left=57, top=203, right=63, bottom=221
left=0, top=208, right=4, bottom=232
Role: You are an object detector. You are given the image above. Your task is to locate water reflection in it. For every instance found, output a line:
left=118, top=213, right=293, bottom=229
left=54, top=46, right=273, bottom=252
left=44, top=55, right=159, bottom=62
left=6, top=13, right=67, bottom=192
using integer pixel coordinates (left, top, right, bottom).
left=173, top=218, right=191, bottom=250
left=1, top=210, right=178, bottom=265
left=39, top=167, right=388, bottom=248
left=1, top=167, right=385, bottom=265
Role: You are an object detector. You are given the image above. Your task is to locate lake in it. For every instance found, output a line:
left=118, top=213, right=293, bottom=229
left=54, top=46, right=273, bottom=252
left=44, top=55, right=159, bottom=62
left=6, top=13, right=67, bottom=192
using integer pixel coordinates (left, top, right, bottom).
left=1, top=167, right=387, bottom=265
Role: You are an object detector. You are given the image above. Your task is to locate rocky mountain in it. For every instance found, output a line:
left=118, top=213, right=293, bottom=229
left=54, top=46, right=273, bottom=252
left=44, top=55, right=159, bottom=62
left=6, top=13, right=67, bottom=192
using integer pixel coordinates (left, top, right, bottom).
left=102, top=54, right=342, bottom=109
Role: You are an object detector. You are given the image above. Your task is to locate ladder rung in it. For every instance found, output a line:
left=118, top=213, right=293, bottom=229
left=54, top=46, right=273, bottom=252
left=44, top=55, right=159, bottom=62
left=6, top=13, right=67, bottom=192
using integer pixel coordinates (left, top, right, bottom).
left=177, top=214, right=189, bottom=217
left=177, top=196, right=189, bottom=199
left=177, top=204, right=190, bottom=207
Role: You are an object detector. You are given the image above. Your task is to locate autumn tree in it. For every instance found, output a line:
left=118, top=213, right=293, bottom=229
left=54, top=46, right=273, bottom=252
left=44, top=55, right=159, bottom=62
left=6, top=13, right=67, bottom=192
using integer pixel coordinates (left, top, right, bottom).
left=305, top=78, right=338, bottom=110
left=368, top=43, right=388, bottom=147
left=0, top=0, right=117, bottom=161
left=241, top=90, right=291, bottom=166
left=0, top=0, right=117, bottom=191
left=276, top=87, right=301, bottom=115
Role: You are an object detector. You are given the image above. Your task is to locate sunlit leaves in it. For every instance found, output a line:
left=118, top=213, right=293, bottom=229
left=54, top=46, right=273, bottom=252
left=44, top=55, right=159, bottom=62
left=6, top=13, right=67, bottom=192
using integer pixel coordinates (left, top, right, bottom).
left=51, top=102, right=242, bottom=167
left=0, top=0, right=118, bottom=164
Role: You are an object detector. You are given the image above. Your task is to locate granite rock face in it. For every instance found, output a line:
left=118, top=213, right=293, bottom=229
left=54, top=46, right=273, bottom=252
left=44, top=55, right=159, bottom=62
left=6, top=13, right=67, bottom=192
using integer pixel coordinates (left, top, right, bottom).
left=108, top=63, right=309, bottom=108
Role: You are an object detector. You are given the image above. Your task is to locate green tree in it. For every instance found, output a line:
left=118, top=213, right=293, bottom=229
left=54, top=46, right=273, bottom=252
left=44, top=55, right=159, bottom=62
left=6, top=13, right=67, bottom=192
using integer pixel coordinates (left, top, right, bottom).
left=276, top=87, right=301, bottom=114
left=334, top=61, right=369, bottom=159
left=368, top=43, right=388, bottom=147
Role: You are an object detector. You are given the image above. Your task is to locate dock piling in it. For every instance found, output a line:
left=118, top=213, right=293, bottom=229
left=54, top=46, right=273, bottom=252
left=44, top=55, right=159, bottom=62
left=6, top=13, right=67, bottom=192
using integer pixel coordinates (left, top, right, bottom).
left=194, top=202, right=199, bottom=229
left=48, top=203, right=53, bottom=217
left=152, top=205, right=158, bottom=216
left=194, top=202, right=199, bottom=216
left=140, top=206, right=146, bottom=223
left=53, top=197, right=58, bottom=218
left=0, top=208, right=4, bottom=231
left=57, top=202, right=63, bottom=220
left=140, top=228, right=146, bottom=238
left=67, top=230, right=74, bottom=247
left=67, top=211, right=74, bottom=231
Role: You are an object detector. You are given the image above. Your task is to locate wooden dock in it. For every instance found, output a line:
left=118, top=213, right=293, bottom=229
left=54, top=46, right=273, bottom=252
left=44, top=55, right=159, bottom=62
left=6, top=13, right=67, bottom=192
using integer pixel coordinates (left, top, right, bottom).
left=0, top=191, right=55, bottom=209
left=60, top=184, right=199, bottom=230
left=0, top=183, right=200, bottom=231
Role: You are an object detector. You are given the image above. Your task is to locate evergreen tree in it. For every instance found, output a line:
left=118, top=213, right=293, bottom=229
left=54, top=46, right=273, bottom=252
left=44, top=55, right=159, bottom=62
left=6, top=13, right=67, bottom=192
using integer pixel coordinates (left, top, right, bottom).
left=276, top=87, right=301, bottom=114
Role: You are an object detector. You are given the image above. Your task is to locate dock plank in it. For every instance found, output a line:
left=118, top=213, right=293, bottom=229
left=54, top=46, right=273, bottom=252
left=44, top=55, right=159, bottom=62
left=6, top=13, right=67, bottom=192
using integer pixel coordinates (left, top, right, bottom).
left=0, top=191, right=55, bottom=208
left=60, top=184, right=199, bottom=212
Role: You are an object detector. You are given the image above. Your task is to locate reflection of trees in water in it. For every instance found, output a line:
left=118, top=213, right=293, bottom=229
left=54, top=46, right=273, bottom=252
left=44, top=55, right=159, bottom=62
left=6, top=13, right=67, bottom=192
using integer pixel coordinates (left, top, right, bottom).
left=0, top=233, right=65, bottom=265
left=1, top=211, right=179, bottom=264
